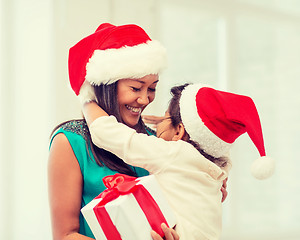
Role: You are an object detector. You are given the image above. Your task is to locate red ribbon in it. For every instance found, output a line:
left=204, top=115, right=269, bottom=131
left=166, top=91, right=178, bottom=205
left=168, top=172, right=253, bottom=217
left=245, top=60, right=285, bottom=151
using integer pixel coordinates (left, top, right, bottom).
left=93, top=174, right=169, bottom=239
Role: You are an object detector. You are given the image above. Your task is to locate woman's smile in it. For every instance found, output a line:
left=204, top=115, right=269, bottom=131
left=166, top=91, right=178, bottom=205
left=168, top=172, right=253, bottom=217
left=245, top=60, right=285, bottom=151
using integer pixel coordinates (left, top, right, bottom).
left=117, top=75, right=158, bottom=127
left=125, top=104, right=143, bottom=114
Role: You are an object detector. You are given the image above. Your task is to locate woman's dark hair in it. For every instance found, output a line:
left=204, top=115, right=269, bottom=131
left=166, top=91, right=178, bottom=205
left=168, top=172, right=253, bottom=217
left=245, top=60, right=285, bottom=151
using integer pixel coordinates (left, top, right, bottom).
left=168, top=84, right=227, bottom=168
left=51, top=82, right=149, bottom=177
left=91, top=83, right=148, bottom=176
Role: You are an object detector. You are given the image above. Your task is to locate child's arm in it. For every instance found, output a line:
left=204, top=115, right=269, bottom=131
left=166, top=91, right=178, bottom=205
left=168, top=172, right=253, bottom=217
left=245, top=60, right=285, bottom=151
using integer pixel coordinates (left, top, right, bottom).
left=89, top=115, right=177, bottom=173
left=81, top=102, right=180, bottom=174
left=82, top=101, right=108, bottom=127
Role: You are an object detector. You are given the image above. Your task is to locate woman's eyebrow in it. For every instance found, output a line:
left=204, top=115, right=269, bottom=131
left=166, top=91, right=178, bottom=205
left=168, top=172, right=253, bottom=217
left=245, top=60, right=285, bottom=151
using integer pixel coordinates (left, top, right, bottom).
left=131, top=79, right=159, bottom=84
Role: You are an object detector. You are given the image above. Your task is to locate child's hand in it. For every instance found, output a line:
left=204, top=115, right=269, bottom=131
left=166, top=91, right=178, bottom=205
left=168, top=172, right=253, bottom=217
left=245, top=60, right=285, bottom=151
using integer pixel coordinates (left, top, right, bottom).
left=142, top=115, right=165, bottom=129
left=221, top=178, right=228, bottom=202
left=151, top=223, right=179, bottom=240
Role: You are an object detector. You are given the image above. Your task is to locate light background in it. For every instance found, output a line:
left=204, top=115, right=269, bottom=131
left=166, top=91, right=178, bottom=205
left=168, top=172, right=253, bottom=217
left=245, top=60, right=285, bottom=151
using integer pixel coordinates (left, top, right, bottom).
left=1, top=0, right=300, bottom=239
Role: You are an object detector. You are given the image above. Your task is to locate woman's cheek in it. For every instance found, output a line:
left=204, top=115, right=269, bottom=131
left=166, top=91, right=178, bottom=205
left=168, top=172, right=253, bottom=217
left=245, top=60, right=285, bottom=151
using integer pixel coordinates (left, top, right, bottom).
left=149, top=92, right=156, bottom=103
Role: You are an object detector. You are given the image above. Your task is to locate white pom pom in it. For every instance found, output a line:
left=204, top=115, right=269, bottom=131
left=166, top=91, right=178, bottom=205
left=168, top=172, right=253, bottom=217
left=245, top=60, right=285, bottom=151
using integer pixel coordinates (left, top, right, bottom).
left=251, top=156, right=275, bottom=180
left=78, top=81, right=96, bottom=104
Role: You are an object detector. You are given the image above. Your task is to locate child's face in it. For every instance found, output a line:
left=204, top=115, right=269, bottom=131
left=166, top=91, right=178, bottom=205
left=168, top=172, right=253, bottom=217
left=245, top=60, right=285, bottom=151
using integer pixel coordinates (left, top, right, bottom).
left=156, top=111, right=177, bottom=141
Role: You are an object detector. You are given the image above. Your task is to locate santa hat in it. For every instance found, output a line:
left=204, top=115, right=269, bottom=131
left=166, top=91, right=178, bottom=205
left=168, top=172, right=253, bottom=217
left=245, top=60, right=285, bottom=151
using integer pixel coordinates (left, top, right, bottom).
left=68, top=23, right=167, bottom=103
left=179, top=83, right=275, bottom=180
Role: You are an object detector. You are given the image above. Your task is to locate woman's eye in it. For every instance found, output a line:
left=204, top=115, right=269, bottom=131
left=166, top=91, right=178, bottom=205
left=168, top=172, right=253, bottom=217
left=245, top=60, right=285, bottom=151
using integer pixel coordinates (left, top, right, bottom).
left=131, top=87, right=141, bottom=92
left=148, top=88, right=156, bottom=92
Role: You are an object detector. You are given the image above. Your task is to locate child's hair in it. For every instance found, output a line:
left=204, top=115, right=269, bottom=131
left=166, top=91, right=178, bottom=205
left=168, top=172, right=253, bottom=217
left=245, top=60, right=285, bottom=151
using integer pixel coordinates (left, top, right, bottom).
left=168, top=84, right=227, bottom=168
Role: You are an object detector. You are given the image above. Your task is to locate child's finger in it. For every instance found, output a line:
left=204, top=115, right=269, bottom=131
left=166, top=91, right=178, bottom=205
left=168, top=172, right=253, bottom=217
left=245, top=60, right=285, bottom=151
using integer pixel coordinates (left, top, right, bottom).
left=221, top=186, right=228, bottom=202
left=168, top=227, right=180, bottom=240
left=161, top=223, right=180, bottom=240
left=151, top=223, right=180, bottom=240
left=142, top=115, right=165, bottom=124
left=151, top=230, right=162, bottom=240
left=221, top=178, right=228, bottom=202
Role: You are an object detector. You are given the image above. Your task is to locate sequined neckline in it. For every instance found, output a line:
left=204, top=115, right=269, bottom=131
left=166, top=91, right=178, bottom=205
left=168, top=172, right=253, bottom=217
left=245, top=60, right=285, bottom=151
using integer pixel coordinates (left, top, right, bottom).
left=61, top=120, right=90, bottom=140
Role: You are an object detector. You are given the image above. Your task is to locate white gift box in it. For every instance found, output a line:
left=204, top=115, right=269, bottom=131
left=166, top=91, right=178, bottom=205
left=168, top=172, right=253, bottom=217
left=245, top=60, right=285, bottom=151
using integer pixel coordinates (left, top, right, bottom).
left=81, top=174, right=177, bottom=240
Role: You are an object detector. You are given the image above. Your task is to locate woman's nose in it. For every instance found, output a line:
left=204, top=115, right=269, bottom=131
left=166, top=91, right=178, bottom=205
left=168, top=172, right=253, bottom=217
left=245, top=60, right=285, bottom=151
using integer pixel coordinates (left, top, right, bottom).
left=137, top=93, right=150, bottom=105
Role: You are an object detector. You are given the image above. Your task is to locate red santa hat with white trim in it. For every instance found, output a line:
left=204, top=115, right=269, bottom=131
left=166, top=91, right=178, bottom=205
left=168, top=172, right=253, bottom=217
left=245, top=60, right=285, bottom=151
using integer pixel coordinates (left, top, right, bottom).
left=180, top=83, right=275, bottom=180
left=68, top=23, right=167, bottom=103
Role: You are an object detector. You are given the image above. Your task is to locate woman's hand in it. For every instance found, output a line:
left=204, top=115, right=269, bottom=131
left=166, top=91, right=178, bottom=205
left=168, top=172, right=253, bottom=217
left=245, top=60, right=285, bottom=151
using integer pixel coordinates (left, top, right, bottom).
left=221, top=178, right=228, bottom=202
left=151, top=223, right=179, bottom=240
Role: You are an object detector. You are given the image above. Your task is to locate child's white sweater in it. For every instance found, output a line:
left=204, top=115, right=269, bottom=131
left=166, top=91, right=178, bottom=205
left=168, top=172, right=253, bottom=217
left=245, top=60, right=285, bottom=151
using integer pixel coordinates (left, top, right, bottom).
left=90, top=116, right=230, bottom=240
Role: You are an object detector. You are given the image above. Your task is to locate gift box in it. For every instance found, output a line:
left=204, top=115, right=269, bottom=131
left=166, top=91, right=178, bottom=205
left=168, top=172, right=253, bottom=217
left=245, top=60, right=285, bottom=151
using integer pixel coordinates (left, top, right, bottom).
left=81, top=174, right=177, bottom=240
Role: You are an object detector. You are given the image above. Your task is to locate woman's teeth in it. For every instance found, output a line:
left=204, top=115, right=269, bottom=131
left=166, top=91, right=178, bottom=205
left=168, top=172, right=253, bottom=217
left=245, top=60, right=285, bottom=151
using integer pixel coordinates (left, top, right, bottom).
left=126, top=105, right=142, bottom=113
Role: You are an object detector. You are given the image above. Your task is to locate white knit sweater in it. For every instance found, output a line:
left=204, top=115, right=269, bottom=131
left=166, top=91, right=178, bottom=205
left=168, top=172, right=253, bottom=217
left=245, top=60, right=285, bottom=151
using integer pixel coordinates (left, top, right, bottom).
left=90, top=116, right=230, bottom=240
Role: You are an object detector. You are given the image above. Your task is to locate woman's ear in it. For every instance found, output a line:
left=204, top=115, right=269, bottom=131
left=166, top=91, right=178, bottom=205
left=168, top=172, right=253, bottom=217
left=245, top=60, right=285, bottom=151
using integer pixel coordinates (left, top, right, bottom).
left=172, top=123, right=186, bottom=141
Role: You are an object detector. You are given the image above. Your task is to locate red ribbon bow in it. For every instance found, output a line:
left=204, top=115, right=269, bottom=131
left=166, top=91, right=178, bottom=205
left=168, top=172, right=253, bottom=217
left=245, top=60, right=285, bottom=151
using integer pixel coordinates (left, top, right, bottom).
left=95, top=174, right=139, bottom=205
left=93, top=173, right=169, bottom=240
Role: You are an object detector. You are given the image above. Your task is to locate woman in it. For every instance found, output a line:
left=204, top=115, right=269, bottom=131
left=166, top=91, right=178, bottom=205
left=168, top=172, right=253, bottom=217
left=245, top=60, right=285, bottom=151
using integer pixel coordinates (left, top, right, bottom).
left=48, top=23, right=179, bottom=240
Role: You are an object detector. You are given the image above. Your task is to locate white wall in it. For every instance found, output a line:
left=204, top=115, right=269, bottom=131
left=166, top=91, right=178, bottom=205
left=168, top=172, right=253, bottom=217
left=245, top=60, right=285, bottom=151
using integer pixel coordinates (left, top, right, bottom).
left=1, top=0, right=300, bottom=239
left=0, top=0, right=53, bottom=239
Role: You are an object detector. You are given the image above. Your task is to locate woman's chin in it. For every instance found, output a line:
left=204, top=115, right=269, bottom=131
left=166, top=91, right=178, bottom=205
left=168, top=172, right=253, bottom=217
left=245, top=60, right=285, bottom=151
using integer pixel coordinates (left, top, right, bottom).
left=123, top=117, right=140, bottom=128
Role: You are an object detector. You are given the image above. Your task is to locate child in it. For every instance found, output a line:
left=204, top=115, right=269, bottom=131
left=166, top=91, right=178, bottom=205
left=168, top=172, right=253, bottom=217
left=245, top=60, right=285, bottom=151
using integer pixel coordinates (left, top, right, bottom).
left=82, top=83, right=275, bottom=240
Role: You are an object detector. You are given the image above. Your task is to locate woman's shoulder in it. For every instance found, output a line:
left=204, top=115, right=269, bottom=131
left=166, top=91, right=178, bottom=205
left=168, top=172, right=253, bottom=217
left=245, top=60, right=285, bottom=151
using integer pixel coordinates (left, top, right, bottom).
left=49, top=120, right=93, bottom=169
left=53, top=119, right=90, bottom=140
left=50, top=119, right=91, bottom=151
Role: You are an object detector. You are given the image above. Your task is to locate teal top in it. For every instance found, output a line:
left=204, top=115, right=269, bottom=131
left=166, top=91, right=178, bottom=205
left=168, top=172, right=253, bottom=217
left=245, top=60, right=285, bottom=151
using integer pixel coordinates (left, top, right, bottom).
left=50, top=120, right=150, bottom=238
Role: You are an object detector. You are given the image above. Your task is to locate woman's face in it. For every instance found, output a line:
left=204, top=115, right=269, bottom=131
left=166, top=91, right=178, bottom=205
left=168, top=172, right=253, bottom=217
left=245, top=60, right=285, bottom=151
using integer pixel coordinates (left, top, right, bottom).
left=117, top=74, right=158, bottom=127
